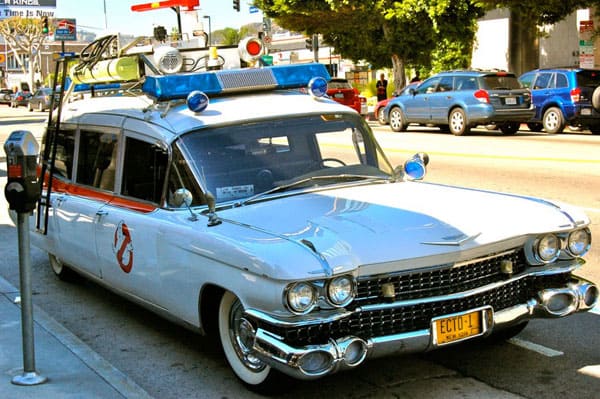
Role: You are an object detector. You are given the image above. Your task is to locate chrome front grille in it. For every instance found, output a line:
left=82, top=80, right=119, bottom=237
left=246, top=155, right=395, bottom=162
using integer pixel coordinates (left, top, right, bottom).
left=355, top=249, right=527, bottom=306
left=266, top=273, right=571, bottom=347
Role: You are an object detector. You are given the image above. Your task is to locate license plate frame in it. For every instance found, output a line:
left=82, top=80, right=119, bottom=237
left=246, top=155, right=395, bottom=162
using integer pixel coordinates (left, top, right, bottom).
left=432, top=306, right=492, bottom=346
left=505, top=97, right=517, bottom=105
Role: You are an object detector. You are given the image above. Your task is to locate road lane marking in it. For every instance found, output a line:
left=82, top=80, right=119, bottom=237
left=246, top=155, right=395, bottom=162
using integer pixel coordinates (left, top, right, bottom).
left=508, top=337, right=564, bottom=357
left=578, top=365, right=600, bottom=378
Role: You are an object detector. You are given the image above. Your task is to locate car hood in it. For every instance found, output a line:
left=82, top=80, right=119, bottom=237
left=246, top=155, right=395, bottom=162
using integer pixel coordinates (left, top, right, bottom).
left=215, top=181, right=587, bottom=278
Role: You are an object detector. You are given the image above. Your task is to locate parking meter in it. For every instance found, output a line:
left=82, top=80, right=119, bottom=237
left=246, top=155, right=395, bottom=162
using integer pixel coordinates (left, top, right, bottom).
left=4, top=131, right=41, bottom=213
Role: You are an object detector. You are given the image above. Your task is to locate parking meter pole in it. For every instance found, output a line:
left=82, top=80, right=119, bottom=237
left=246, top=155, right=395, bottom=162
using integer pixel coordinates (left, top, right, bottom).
left=11, top=212, right=47, bottom=386
left=4, top=130, right=47, bottom=386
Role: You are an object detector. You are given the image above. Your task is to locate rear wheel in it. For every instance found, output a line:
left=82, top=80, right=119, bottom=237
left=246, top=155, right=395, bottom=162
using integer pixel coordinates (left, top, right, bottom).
left=38, top=102, right=44, bottom=112
left=219, top=291, right=287, bottom=393
left=448, top=108, right=470, bottom=136
left=542, top=107, right=565, bottom=134
left=49, top=254, right=78, bottom=282
left=388, top=107, right=407, bottom=132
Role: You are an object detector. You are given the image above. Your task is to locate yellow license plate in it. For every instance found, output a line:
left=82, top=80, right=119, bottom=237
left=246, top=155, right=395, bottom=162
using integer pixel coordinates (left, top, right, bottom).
left=434, top=310, right=482, bottom=345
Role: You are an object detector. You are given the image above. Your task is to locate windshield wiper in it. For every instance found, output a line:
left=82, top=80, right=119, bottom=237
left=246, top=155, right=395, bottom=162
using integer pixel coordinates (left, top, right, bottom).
left=236, top=174, right=391, bottom=206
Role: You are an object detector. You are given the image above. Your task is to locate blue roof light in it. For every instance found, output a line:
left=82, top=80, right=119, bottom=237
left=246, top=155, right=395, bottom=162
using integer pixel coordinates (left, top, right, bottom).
left=142, top=63, right=331, bottom=101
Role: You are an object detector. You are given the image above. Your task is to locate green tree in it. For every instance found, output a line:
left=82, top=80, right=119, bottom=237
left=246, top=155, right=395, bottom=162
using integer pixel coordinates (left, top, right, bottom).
left=253, top=0, right=483, bottom=88
left=0, top=16, right=49, bottom=90
left=475, top=0, right=600, bottom=25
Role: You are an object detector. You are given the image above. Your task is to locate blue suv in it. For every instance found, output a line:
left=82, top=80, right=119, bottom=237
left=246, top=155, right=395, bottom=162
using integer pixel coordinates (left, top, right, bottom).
left=518, top=68, right=600, bottom=134
left=382, top=70, right=535, bottom=135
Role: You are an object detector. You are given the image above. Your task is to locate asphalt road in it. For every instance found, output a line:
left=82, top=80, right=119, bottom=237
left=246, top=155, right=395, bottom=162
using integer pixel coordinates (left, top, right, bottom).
left=1, top=107, right=599, bottom=398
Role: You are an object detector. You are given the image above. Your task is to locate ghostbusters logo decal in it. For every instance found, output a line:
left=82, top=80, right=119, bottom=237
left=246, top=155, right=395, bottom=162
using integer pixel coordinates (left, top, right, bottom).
left=113, top=221, right=134, bottom=273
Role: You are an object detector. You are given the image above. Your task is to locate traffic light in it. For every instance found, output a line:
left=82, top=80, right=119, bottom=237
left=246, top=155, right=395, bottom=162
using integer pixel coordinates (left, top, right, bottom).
left=41, top=16, right=49, bottom=35
left=233, top=0, right=240, bottom=12
left=305, top=37, right=313, bottom=51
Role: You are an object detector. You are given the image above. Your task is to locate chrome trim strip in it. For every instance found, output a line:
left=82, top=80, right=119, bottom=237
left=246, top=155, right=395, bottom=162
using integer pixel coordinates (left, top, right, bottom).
left=421, top=232, right=481, bottom=246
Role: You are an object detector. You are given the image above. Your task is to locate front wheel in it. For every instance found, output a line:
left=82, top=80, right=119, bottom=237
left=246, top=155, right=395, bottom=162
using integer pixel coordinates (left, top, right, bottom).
left=219, top=291, right=285, bottom=393
left=527, top=122, right=543, bottom=132
left=448, top=108, right=470, bottom=136
left=388, top=107, right=407, bottom=132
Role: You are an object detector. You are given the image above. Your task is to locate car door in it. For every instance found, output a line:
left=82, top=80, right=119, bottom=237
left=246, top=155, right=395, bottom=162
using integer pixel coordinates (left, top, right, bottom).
left=404, top=77, right=441, bottom=122
left=94, top=130, right=168, bottom=304
left=530, top=72, right=554, bottom=119
left=428, top=75, right=455, bottom=122
left=52, top=126, right=120, bottom=278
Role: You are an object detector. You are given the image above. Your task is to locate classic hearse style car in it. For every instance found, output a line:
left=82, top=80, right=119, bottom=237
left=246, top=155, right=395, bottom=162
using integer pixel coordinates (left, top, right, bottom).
left=17, top=35, right=596, bottom=393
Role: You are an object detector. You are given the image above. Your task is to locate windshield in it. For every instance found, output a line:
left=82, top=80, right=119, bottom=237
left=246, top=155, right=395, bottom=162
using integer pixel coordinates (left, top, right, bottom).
left=176, top=114, right=394, bottom=204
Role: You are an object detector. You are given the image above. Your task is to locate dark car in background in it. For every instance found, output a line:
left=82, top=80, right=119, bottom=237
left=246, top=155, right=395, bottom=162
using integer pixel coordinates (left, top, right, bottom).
left=27, top=87, right=55, bottom=112
left=10, top=90, right=32, bottom=108
left=0, top=88, right=13, bottom=105
left=383, top=70, right=535, bottom=135
left=327, top=78, right=367, bottom=115
left=518, top=68, right=600, bottom=134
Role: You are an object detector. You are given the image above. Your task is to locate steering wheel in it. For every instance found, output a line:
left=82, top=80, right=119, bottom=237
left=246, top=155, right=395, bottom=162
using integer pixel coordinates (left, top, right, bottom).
left=320, top=158, right=347, bottom=167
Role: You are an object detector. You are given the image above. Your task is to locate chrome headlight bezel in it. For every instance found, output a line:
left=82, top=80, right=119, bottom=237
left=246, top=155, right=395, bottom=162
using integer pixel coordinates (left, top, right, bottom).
left=284, top=282, right=317, bottom=315
left=566, top=228, right=591, bottom=257
left=534, top=233, right=561, bottom=263
left=326, top=275, right=356, bottom=307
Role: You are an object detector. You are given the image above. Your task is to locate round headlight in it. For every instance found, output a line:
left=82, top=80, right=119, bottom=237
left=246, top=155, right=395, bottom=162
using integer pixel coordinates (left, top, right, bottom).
left=286, top=282, right=317, bottom=314
left=567, top=228, right=591, bottom=257
left=535, top=233, right=561, bottom=263
left=327, top=275, right=355, bottom=307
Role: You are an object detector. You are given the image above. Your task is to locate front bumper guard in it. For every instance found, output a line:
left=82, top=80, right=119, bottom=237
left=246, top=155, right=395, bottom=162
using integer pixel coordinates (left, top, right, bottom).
left=249, top=276, right=598, bottom=381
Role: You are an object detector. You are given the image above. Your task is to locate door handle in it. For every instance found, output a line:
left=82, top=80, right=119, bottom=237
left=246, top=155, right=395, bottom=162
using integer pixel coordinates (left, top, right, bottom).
left=96, top=210, right=108, bottom=217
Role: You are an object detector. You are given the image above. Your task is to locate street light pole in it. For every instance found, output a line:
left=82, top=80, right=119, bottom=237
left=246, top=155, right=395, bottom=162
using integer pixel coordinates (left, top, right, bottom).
left=203, top=15, right=211, bottom=46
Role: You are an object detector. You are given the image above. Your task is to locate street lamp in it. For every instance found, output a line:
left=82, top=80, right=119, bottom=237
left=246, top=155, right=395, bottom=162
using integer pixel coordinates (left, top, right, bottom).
left=203, top=15, right=211, bottom=46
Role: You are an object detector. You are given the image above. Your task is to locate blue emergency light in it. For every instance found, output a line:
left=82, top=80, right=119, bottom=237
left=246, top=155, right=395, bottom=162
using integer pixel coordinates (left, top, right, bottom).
left=141, top=63, right=331, bottom=102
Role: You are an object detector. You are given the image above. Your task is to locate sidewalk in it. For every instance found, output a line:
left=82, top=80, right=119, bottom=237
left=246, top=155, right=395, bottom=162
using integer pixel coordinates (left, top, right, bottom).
left=0, top=275, right=153, bottom=399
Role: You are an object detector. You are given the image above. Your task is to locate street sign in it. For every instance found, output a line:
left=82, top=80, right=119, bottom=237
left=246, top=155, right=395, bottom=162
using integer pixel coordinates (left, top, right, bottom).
left=54, top=18, right=76, bottom=41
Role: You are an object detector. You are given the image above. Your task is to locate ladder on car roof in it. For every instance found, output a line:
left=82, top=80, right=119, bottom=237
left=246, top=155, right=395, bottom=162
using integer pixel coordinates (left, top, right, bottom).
left=36, top=55, right=74, bottom=235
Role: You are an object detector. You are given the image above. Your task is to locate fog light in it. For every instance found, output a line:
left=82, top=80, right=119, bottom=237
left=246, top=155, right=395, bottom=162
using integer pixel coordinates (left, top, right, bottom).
left=342, top=339, right=367, bottom=367
left=298, top=351, right=334, bottom=375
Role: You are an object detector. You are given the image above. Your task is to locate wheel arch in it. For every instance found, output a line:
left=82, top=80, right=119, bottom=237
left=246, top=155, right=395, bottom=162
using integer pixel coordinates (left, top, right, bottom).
left=198, top=283, right=226, bottom=337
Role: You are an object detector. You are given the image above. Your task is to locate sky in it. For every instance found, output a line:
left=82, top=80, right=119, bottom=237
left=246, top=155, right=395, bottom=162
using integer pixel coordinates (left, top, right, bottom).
left=54, top=0, right=263, bottom=37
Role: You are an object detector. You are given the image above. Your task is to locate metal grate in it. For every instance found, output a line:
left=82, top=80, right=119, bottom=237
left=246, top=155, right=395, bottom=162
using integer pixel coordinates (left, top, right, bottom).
left=355, top=249, right=527, bottom=306
left=217, top=68, right=277, bottom=91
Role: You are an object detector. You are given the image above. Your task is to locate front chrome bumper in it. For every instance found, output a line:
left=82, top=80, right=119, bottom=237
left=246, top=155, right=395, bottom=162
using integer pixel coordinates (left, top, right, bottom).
left=248, top=276, right=598, bottom=381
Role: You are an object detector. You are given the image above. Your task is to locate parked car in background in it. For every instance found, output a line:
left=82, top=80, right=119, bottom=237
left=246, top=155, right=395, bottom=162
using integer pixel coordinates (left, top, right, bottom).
left=374, top=82, right=420, bottom=125
left=28, top=87, right=55, bottom=112
left=0, top=88, right=13, bottom=105
left=10, top=90, right=32, bottom=108
left=383, top=70, right=535, bottom=135
left=327, top=78, right=367, bottom=115
left=518, top=68, right=600, bottom=134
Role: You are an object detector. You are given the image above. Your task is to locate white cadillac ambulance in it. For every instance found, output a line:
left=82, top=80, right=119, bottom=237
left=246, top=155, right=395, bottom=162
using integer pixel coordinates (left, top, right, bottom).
left=20, top=34, right=597, bottom=392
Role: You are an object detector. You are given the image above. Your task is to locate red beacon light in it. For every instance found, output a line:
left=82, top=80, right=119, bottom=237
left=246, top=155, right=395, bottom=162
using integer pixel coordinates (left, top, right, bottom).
left=238, top=37, right=264, bottom=63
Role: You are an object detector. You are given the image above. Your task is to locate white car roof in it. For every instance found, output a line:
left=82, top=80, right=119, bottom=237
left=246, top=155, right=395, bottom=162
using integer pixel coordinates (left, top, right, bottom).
left=60, top=89, right=355, bottom=143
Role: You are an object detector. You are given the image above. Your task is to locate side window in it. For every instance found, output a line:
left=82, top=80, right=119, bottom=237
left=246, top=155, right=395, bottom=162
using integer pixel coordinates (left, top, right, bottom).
left=76, top=130, right=118, bottom=191
left=44, top=129, right=75, bottom=180
left=556, top=73, right=568, bottom=88
left=121, top=137, right=168, bottom=204
left=533, top=73, right=552, bottom=89
left=417, top=77, right=441, bottom=94
left=437, top=76, right=454, bottom=92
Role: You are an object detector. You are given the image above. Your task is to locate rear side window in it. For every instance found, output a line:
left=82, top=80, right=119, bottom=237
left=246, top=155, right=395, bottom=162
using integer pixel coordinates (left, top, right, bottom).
left=44, top=129, right=75, bottom=180
left=533, top=73, right=553, bottom=89
left=556, top=73, right=569, bottom=88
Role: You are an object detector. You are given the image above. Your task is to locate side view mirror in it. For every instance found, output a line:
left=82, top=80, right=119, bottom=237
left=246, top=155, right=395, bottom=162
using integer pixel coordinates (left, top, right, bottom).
left=394, top=152, right=429, bottom=181
left=172, top=188, right=193, bottom=208
left=408, top=88, right=417, bottom=96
